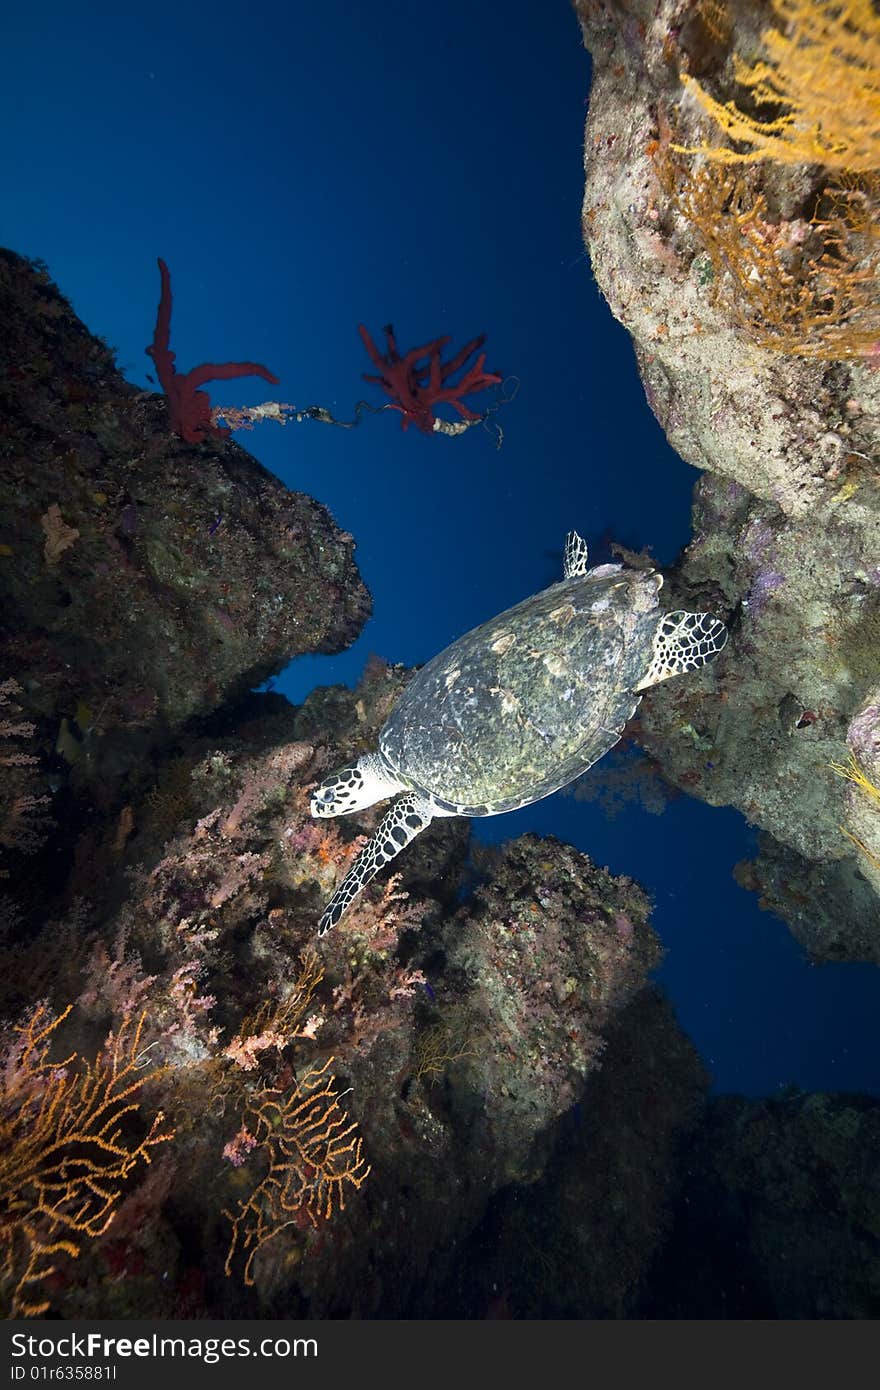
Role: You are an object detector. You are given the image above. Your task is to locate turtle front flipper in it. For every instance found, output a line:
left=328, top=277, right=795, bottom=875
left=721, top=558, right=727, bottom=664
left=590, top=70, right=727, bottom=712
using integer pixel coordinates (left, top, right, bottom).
left=317, top=791, right=445, bottom=934
left=635, top=609, right=728, bottom=691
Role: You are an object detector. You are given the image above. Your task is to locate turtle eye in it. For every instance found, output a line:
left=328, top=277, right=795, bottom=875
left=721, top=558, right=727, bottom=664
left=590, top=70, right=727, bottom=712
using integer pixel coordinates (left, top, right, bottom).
left=312, top=787, right=336, bottom=813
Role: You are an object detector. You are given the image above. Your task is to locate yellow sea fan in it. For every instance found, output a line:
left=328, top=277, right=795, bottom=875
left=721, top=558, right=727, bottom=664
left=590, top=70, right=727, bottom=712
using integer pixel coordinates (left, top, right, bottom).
left=831, top=750, right=880, bottom=805
left=681, top=0, right=880, bottom=171
left=832, top=752, right=880, bottom=871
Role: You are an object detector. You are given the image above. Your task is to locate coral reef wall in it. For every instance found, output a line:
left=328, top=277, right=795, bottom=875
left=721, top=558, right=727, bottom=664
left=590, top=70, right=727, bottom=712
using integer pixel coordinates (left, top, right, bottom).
left=574, top=0, right=880, bottom=961
left=2, top=236, right=877, bottom=1318
left=0, top=252, right=692, bottom=1318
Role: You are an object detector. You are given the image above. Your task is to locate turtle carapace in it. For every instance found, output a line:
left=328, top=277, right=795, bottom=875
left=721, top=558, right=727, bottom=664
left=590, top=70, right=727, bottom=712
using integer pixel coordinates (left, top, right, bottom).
left=310, top=531, right=727, bottom=933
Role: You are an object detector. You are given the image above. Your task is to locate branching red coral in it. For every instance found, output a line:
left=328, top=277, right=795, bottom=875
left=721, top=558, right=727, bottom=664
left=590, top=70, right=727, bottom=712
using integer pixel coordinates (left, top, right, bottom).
left=146, top=258, right=280, bottom=445
left=359, top=322, right=502, bottom=433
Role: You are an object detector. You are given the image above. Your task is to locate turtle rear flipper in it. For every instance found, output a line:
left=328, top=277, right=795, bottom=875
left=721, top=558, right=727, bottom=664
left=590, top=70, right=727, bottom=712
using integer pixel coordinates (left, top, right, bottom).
left=563, top=529, right=590, bottom=578
left=635, top=610, right=728, bottom=691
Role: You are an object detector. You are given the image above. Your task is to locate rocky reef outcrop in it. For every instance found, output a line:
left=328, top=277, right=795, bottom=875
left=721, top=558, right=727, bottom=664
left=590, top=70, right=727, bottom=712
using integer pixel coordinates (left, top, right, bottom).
left=0, top=249, right=369, bottom=805
left=574, top=0, right=880, bottom=961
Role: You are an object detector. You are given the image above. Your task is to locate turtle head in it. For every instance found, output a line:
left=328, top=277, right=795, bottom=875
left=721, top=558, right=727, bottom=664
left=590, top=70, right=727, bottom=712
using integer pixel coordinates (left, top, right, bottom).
left=310, top=765, right=371, bottom=817
left=310, top=752, right=402, bottom=819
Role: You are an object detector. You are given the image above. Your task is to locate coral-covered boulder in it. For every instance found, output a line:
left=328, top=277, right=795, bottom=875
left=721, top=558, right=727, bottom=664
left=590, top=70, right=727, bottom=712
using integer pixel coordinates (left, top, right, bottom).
left=0, top=248, right=370, bottom=768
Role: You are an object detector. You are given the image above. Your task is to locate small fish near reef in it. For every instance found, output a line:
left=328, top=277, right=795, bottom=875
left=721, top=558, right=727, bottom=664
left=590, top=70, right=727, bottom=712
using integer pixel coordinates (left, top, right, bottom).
left=311, top=531, right=727, bottom=932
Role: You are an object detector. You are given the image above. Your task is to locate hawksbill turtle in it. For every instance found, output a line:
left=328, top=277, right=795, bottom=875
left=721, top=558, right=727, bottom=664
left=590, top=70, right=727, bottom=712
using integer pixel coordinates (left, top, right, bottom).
left=310, top=531, right=727, bottom=933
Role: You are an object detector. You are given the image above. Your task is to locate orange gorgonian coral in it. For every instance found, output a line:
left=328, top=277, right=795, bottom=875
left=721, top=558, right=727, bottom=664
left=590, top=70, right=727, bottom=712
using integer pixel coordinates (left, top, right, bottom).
left=223, top=1056, right=370, bottom=1285
left=666, top=155, right=880, bottom=357
left=680, top=0, right=880, bottom=172
left=0, top=1005, right=173, bottom=1316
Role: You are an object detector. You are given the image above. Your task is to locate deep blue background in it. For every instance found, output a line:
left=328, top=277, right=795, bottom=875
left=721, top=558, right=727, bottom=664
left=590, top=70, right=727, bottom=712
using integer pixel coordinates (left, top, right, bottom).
left=3, top=0, right=878, bottom=1094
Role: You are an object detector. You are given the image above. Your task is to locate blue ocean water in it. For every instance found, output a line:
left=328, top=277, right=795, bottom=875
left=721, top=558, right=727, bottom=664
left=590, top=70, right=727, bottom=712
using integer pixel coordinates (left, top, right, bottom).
left=2, top=0, right=878, bottom=1095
